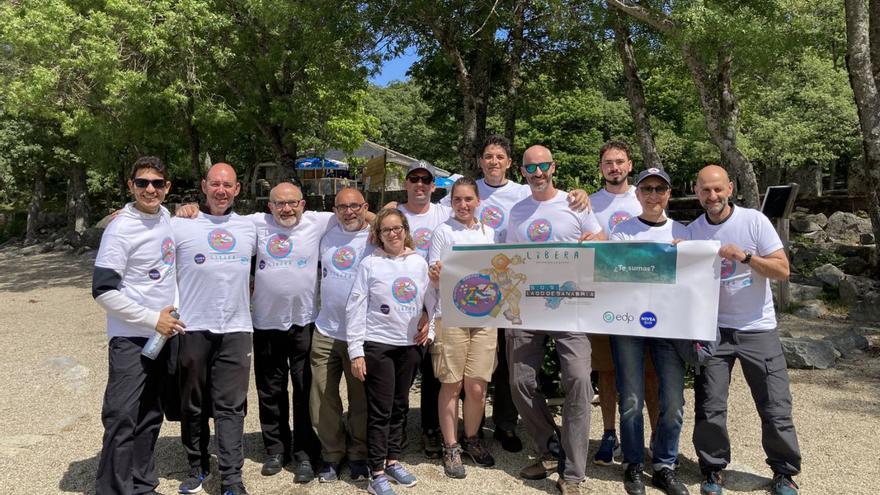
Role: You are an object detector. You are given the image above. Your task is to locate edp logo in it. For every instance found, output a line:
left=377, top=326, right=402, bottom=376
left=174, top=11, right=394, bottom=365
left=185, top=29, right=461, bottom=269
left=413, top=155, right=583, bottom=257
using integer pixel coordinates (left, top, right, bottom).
left=602, top=311, right=635, bottom=323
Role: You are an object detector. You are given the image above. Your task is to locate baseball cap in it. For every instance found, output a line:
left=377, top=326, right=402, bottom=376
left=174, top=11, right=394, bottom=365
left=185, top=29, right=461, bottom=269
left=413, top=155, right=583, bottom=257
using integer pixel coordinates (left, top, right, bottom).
left=406, top=160, right=435, bottom=178
left=635, top=167, right=672, bottom=187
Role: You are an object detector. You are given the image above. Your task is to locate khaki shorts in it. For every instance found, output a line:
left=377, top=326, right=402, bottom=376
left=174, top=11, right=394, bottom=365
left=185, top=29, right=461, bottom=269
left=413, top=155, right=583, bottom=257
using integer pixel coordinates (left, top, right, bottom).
left=431, top=319, right=498, bottom=383
left=589, top=334, right=655, bottom=373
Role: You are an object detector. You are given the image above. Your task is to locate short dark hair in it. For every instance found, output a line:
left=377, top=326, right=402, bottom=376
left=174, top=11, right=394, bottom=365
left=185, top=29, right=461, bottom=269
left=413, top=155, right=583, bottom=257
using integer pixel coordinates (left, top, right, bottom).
left=481, top=134, right=512, bottom=159
left=130, top=156, right=166, bottom=180
left=598, top=140, right=632, bottom=164
left=450, top=176, right=479, bottom=199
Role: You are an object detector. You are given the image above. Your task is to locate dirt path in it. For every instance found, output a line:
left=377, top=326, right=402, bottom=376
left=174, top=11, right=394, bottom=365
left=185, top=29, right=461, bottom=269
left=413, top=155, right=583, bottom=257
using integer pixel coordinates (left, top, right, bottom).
left=0, top=249, right=876, bottom=494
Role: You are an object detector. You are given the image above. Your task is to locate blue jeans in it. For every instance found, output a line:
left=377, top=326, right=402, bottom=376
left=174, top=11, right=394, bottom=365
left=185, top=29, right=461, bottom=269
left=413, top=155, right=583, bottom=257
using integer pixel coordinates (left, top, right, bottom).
left=610, top=335, right=686, bottom=470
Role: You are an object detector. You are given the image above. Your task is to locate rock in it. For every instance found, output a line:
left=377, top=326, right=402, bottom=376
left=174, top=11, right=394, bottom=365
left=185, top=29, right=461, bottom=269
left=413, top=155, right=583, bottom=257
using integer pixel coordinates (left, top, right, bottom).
left=791, top=244, right=825, bottom=267
left=808, top=213, right=828, bottom=228
left=790, top=217, right=821, bottom=233
left=840, top=256, right=869, bottom=275
left=80, top=227, right=104, bottom=249
left=39, top=242, right=53, bottom=253
left=790, top=283, right=823, bottom=301
left=52, top=237, right=66, bottom=247
left=800, top=230, right=828, bottom=243
left=860, top=232, right=875, bottom=245
left=852, top=326, right=880, bottom=337
left=825, top=211, right=873, bottom=243
left=20, top=244, right=41, bottom=256
left=824, top=330, right=870, bottom=358
left=813, top=263, right=845, bottom=288
left=851, top=291, right=880, bottom=322
left=781, top=337, right=838, bottom=369
left=793, top=299, right=827, bottom=318
left=839, top=275, right=876, bottom=306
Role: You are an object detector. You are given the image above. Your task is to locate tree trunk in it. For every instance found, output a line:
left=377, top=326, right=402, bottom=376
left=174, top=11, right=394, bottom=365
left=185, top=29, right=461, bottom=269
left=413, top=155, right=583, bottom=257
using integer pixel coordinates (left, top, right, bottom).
left=184, top=93, right=202, bottom=189
left=66, top=162, right=90, bottom=243
left=504, top=0, right=527, bottom=156
left=25, top=162, right=46, bottom=245
left=612, top=13, right=663, bottom=170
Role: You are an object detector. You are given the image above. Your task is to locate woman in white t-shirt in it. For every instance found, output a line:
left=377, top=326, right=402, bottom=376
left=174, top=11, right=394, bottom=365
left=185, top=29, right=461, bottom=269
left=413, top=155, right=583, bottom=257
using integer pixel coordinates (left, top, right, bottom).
left=427, top=177, right=497, bottom=479
left=346, top=208, right=436, bottom=495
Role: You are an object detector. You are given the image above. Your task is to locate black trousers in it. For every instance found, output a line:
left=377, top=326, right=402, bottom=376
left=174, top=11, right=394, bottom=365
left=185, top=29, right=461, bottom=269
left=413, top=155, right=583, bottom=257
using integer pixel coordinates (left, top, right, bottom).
left=253, top=324, right=320, bottom=462
left=179, top=331, right=251, bottom=486
left=418, top=343, right=441, bottom=432
left=491, top=329, right=518, bottom=431
left=364, top=342, right=423, bottom=472
left=96, top=337, right=167, bottom=495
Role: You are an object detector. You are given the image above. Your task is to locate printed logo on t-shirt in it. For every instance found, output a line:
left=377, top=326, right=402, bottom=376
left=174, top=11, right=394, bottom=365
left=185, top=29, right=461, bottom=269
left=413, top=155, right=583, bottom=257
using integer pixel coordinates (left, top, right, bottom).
left=259, top=260, right=266, bottom=270
left=720, top=258, right=736, bottom=279
left=148, top=268, right=160, bottom=280
left=161, top=237, right=175, bottom=266
left=413, top=228, right=433, bottom=251
left=265, top=233, right=293, bottom=259
left=322, top=266, right=328, bottom=278
left=207, top=228, right=236, bottom=253
left=194, top=253, right=206, bottom=264
left=391, top=277, right=418, bottom=304
left=608, top=211, right=631, bottom=233
left=527, top=219, right=552, bottom=242
left=380, top=304, right=391, bottom=314
left=480, top=206, right=505, bottom=229
left=331, top=246, right=357, bottom=270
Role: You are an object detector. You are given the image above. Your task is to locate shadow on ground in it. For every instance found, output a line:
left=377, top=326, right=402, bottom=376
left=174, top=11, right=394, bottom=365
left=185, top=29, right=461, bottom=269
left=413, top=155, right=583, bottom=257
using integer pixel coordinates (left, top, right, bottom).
left=0, top=251, right=93, bottom=292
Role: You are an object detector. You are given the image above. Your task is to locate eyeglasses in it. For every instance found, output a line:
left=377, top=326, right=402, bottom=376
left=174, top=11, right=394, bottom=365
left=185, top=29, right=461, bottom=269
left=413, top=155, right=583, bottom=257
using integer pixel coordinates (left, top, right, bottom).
left=334, top=203, right=365, bottom=212
left=407, top=175, right=433, bottom=185
left=523, top=162, right=553, bottom=174
left=380, top=225, right=405, bottom=236
left=132, top=178, right=167, bottom=189
left=272, top=199, right=304, bottom=208
left=638, top=185, right=671, bottom=194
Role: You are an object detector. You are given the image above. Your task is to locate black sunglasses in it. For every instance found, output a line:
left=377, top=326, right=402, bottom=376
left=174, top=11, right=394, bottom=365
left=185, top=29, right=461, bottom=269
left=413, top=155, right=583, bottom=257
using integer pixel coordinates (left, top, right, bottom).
left=133, top=178, right=167, bottom=189
left=638, top=185, right=671, bottom=194
left=523, top=162, right=553, bottom=174
left=407, top=175, right=433, bottom=185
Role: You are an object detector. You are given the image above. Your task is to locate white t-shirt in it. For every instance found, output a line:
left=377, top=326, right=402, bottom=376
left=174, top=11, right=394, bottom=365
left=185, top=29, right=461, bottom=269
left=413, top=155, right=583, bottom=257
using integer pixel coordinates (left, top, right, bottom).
left=687, top=205, right=783, bottom=331
left=251, top=211, right=335, bottom=329
left=172, top=212, right=257, bottom=333
left=314, top=224, right=374, bottom=341
left=590, top=186, right=642, bottom=236
left=506, top=190, right=602, bottom=243
left=346, top=250, right=437, bottom=359
left=95, top=203, right=177, bottom=338
left=611, top=217, right=690, bottom=242
left=441, top=179, right=530, bottom=243
left=399, top=203, right=452, bottom=259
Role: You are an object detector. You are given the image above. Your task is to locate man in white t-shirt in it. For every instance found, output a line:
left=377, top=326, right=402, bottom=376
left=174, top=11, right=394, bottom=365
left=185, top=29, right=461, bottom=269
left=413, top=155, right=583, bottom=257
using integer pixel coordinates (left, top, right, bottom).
left=172, top=163, right=257, bottom=495
left=688, top=165, right=801, bottom=495
left=92, top=156, right=184, bottom=495
left=309, top=188, right=375, bottom=483
left=505, top=145, right=603, bottom=495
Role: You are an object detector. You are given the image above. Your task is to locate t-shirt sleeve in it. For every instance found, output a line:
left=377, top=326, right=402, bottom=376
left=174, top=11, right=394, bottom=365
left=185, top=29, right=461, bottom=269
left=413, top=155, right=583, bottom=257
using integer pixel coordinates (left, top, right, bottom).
left=580, top=210, right=602, bottom=234
left=755, top=212, right=783, bottom=256
left=428, top=226, right=448, bottom=265
left=94, top=225, right=129, bottom=271
left=314, top=211, right=337, bottom=234
left=345, top=260, right=371, bottom=360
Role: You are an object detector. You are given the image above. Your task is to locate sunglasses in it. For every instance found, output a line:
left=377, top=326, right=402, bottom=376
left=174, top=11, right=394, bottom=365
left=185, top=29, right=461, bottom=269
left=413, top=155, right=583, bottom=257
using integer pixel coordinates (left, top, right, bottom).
left=132, top=178, right=167, bottom=189
left=523, top=162, right=553, bottom=174
left=638, top=185, right=671, bottom=194
left=407, top=175, right=433, bottom=185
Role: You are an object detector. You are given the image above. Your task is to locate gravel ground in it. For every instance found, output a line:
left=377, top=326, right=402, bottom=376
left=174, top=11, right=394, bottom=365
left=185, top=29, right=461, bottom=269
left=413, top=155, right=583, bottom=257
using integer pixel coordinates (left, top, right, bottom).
left=0, top=249, right=877, bottom=494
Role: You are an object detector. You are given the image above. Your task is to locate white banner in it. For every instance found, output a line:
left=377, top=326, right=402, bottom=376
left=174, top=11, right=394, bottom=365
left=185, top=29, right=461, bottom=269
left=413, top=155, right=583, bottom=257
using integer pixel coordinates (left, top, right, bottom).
left=439, top=240, right=721, bottom=340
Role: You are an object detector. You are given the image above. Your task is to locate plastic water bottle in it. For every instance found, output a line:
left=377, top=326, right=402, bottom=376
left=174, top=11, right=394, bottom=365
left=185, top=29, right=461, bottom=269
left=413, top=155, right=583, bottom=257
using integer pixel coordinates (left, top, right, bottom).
left=141, top=310, right=179, bottom=360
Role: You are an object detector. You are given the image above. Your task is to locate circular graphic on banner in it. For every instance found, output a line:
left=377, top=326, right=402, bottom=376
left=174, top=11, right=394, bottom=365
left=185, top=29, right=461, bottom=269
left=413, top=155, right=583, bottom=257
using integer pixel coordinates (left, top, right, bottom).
left=480, top=206, right=505, bottom=229
left=527, top=219, right=552, bottom=242
left=453, top=273, right=501, bottom=317
left=391, top=277, right=418, bottom=304
left=161, top=237, right=175, bottom=266
left=608, top=211, right=632, bottom=233
left=266, top=233, right=293, bottom=259
left=413, top=228, right=433, bottom=251
left=640, top=311, right=658, bottom=329
left=207, top=228, right=236, bottom=253
left=332, top=246, right=357, bottom=270
left=720, top=258, right=736, bottom=279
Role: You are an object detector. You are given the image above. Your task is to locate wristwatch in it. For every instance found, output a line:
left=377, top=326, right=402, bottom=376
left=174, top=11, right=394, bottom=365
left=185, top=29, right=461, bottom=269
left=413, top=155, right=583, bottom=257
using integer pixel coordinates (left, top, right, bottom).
left=742, top=251, right=753, bottom=264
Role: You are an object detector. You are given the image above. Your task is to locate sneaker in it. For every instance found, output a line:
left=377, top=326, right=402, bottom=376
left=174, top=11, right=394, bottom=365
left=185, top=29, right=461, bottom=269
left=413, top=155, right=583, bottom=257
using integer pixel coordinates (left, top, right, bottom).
left=624, top=463, right=646, bottom=495
left=593, top=430, right=620, bottom=465
left=349, top=459, right=370, bottom=481
left=293, top=459, right=315, bottom=483
left=178, top=467, right=209, bottom=494
left=770, top=473, right=799, bottom=495
left=519, top=454, right=558, bottom=480
left=461, top=435, right=495, bottom=467
left=651, top=467, right=689, bottom=495
left=220, top=483, right=248, bottom=495
left=422, top=429, right=443, bottom=459
left=700, top=470, right=724, bottom=495
left=493, top=428, right=523, bottom=453
left=368, top=474, right=398, bottom=495
left=442, top=443, right=467, bottom=479
left=556, top=479, right=583, bottom=495
left=318, top=461, right=339, bottom=483
left=260, top=453, right=286, bottom=476
left=385, top=462, right=418, bottom=487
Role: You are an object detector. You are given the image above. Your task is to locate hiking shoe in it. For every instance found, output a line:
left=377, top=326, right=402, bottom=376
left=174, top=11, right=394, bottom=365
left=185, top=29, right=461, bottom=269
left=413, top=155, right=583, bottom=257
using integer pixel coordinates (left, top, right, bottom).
left=220, top=483, right=248, bottom=495
left=260, top=453, right=286, bottom=476
left=651, top=467, right=689, bottom=495
left=318, top=461, right=339, bottom=483
left=557, top=479, right=583, bottom=495
left=593, top=429, right=620, bottom=465
left=349, top=459, right=370, bottom=481
left=367, top=474, right=398, bottom=495
left=700, top=470, right=724, bottom=495
left=493, top=428, right=523, bottom=453
left=461, top=435, right=495, bottom=467
left=178, top=467, right=209, bottom=494
left=770, top=473, right=799, bottom=495
left=422, top=429, right=443, bottom=459
left=293, top=459, right=315, bottom=483
left=386, top=462, right=417, bottom=487
left=519, top=454, right=558, bottom=480
left=624, top=463, right=646, bottom=495
left=442, top=443, right=466, bottom=479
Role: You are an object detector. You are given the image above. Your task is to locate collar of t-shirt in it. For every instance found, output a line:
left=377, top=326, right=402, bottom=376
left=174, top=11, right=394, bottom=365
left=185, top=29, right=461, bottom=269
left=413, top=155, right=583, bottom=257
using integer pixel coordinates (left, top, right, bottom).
left=706, top=203, right=736, bottom=226
left=374, top=246, right=418, bottom=258
left=448, top=217, right=484, bottom=231
left=638, top=216, right=668, bottom=227
left=484, top=179, right=509, bottom=189
left=199, top=204, right=234, bottom=216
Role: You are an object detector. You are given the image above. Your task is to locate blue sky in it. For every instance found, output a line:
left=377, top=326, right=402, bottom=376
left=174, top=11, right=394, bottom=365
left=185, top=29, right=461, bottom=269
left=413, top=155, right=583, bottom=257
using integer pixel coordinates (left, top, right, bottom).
left=369, top=47, right=419, bottom=86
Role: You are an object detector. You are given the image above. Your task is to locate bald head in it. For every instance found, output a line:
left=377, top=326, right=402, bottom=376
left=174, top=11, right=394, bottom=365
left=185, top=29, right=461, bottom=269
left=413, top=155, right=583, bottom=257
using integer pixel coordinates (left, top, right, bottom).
left=206, top=162, right=237, bottom=182
left=269, top=182, right=302, bottom=203
left=202, top=162, right=240, bottom=215
left=695, top=164, right=734, bottom=222
left=336, top=187, right=365, bottom=204
left=522, top=145, right=552, bottom=165
left=696, top=164, right=729, bottom=187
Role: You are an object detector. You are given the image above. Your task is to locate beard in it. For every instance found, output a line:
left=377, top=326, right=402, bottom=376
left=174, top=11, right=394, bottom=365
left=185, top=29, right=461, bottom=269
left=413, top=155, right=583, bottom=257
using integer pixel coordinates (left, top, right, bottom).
left=604, top=176, right=626, bottom=186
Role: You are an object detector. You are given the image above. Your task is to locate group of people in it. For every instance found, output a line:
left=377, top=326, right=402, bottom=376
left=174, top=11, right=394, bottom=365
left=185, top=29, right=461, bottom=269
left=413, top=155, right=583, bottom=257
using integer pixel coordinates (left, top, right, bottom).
left=92, top=136, right=802, bottom=495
